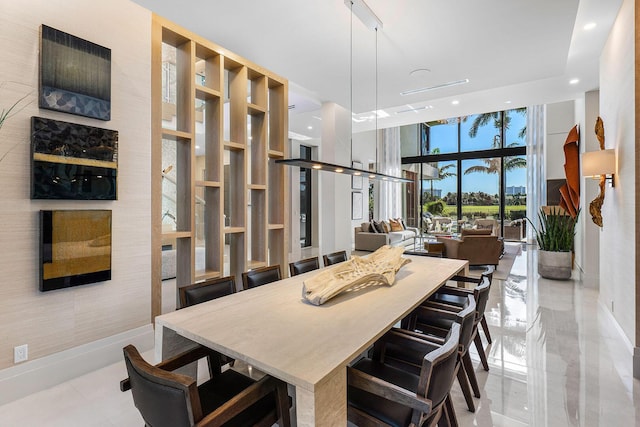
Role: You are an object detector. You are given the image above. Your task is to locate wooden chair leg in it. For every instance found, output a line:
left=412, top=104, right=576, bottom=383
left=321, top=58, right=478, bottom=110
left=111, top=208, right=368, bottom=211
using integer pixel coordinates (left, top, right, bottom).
left=474, top=334, right=490, bottom=371
left=462, top=352, right=481, bottom=398
left=480, top=316, right=492, bottom=344
left=444, top=394, right=459, bottom=427
left=456, top=363, right=475, bottom=412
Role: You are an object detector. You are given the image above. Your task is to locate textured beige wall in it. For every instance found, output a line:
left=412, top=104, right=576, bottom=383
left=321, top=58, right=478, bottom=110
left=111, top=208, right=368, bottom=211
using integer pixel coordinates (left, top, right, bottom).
left=599, top=0, right=635, bottom=344
left=0, top=0, right=152, bottom=369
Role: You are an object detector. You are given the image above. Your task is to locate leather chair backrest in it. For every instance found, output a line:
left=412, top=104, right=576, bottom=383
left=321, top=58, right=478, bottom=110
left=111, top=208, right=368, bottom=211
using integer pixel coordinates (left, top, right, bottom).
left=456, top=296, right=476, bottom=352
left=323, top=250, right=348, bottom=267
left=179, top=276, right=236, bottom=308
left=123, top=345, right=197, bottom=427
left=242, top=265, right=282, bottom=290
left=421, top=323, right=460, bottom=408
left=473, top=275, right=492, bottom=322
left=289, top=257, right=320, bottom=276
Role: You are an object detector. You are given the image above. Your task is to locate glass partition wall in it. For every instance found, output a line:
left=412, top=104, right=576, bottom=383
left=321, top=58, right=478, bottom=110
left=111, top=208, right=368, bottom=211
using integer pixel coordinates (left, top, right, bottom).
left=401, top=108, right=527, bottom=239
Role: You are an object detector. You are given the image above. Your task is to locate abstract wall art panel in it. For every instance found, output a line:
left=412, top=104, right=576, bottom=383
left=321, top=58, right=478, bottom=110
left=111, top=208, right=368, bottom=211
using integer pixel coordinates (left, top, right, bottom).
left=40, top=210, right=112, bottom=292
left=39, top=25, right=111, bottom=120
left=31, top=116, right=118, bottom=200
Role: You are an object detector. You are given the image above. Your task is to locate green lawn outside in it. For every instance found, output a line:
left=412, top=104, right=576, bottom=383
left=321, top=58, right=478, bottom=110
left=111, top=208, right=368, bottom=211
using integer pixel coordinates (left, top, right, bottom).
left=438, top=204, right=527, bottom=219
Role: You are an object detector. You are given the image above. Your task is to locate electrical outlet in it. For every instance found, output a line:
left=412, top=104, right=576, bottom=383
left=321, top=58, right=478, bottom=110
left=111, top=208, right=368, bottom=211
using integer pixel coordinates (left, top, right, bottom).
left=14, top=344, right=28, bottom=363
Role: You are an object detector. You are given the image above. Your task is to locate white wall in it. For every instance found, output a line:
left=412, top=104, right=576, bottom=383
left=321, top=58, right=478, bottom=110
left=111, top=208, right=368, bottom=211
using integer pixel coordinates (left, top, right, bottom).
left=319, top=102, right=351, bottom=255
left=578, top=91, right=601, bottom=288
left=545, top=101, right=576, bottom=181
left=0, top=0, right=152, bottom=371
left=599, top=0, right=636, bottom=348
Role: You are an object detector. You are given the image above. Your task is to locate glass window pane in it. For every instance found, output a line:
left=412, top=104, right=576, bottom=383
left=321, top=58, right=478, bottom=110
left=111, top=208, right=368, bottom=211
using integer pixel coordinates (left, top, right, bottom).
left=161, top=43, right=177, bottom=131
left=422, top=161, right=457, bottom=232
left=400, top=124, right=419, bottom=157
left=461, top=113, right=501, bottom=152
left=505, top=155, right=527, bottom=240
left=461, top=158, right=500, bottom=227
left=505, top=108, right=527, bottom=147
left=426, top=120, right=457, bottom=154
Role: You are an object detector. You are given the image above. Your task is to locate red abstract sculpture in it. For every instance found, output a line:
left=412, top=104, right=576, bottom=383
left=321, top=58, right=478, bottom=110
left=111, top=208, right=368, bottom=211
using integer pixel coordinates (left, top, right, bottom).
left=559, top=125, right=580, bottom=218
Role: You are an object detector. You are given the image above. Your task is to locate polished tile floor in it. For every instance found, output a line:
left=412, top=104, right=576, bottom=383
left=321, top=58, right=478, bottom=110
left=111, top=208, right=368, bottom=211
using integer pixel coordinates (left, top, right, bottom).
left=1, top=245, right=639, bottom=426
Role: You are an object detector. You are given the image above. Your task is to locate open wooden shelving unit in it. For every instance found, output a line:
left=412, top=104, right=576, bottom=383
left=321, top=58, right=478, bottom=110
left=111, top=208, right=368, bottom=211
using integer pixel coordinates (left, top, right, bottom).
left=151, top=15, right=289, bottom=318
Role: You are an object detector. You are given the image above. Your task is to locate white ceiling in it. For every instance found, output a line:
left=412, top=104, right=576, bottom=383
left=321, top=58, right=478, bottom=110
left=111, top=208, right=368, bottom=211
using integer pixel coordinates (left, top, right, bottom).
left=132, top=0, right=622, bottom=140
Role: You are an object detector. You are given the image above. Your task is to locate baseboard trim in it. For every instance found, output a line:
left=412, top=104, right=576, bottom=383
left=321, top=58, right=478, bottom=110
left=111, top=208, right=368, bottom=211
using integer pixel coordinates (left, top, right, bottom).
left=0, top=324, right=154, bottom=406
left=597, top=299, right=634, bottom=353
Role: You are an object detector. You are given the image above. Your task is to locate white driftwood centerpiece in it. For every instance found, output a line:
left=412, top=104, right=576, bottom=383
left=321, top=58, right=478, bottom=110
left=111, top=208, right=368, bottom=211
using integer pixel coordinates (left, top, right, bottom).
left=302, top=245, right=411, bottom=305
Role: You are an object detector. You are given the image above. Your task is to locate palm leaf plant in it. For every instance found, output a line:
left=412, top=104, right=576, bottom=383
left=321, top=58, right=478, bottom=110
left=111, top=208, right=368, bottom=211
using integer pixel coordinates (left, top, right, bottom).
left=528, top=207, right=579, bottom=252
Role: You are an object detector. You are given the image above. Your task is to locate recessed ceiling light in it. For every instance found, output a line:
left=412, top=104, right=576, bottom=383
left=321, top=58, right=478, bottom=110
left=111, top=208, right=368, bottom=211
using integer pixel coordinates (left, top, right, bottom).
left=505, top=101, right=512, bottom=104
left=584, top=22, right=597, bottom=30
left=452, top=100, right=460, bottom=105
left=307, top=125, right=313, bottom=130
left=195, top=145, right=201, bottom=149
left=400, top=79, right=469, bottom=96
left=569, top=78, right=580, bottom=85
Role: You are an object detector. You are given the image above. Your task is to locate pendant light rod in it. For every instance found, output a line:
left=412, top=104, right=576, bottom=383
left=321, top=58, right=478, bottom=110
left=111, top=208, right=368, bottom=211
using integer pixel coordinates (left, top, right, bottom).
left=349, top=0, right=353, bottom=165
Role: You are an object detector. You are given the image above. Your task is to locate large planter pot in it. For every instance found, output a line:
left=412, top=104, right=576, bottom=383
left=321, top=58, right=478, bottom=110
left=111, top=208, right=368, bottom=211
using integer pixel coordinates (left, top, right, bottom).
left=538, top=250, right=573, bottom=280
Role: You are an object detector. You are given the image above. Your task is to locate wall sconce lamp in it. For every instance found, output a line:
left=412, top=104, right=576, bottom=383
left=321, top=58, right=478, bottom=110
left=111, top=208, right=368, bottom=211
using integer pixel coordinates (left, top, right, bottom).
left=582, top=149, right=616, bottom=187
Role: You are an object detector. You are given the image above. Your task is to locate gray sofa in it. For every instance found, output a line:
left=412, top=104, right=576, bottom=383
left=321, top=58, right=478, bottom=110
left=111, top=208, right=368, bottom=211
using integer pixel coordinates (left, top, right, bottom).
left=354, top=222, right=419, bottom=251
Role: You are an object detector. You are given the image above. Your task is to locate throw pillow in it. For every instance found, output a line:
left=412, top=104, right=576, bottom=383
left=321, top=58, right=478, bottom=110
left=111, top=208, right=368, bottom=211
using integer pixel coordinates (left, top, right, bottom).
left=360, top=222, right=371, bottom=232
left=371, top=220, right=383, bottom=233
left=381, top=220, right=391, bottom=233
left=396, top=218, right=407, bottom=230
left=389, top=219, right=403, bottom=232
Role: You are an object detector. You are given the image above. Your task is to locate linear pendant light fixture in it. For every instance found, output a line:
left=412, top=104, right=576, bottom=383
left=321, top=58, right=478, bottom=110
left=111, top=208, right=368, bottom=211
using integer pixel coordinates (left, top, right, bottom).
left=277, top=0, right=411, bottom=184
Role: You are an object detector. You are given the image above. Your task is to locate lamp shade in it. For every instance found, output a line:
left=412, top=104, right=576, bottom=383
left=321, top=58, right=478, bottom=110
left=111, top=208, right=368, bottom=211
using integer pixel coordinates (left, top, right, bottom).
left=582, top=149, right=615, bottom=176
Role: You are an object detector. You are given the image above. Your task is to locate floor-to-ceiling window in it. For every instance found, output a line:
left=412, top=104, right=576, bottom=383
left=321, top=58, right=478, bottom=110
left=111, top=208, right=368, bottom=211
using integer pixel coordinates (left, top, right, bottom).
left=401, top=108, right=527, bottom=239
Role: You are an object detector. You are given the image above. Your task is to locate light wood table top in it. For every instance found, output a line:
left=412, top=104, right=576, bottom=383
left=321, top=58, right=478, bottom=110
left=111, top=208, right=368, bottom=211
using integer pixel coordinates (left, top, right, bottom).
left=155, top=254, right=468, bottom=426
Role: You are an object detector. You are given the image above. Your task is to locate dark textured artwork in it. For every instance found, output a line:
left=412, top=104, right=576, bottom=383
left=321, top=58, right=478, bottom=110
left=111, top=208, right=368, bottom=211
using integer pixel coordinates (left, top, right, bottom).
left=31, top=116, right=118, bottom=200
left=39, top=25, right=111, bottom=120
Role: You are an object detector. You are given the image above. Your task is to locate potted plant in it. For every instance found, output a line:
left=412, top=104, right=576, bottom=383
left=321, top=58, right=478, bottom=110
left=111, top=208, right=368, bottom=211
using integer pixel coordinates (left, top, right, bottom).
left=528, top=207, right=579, bottom=280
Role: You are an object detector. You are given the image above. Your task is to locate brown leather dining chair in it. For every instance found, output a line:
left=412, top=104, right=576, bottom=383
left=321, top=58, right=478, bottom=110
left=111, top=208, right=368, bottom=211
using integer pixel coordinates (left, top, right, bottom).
left=121, top=344, right=291, bottom=427
left=347, top=323, right=460, bottom=427
left=395, top=295, right=480, bottom=414
left=178, top=276, right=237, bottom=367
left=428, top=266, right=495, bottom=371
left=179, top=276, right=236, bottom=309
left=322, top=250, right=348, bottom=267
left=288, top=256, right=320, bottom=277
left=241, top=265, right=282, bottom=290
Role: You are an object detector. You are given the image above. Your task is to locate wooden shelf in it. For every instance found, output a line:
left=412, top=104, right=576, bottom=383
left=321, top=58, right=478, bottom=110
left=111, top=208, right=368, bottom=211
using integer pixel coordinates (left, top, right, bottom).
left=195, top=85, right=221, bottom=100
left=195, top=180, right=221, bottom=187
left=224, top=227, right=245, bottom=234
left=224, top=141, right=245, bottom=150
left=248, top=103, right=266, bottom=115
left=195, top=270, right=221, bottom=281
left=153, top=15, right=288, bottom=319
left=162, top=129, right=192, bottom=140
left=161, top=231, right=192, bottom=239
left=247, top=260, right=267, bottom=270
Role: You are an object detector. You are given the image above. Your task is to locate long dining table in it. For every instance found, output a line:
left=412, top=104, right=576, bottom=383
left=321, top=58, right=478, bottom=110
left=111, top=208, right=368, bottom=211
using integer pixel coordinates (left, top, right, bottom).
left=155, top=254, right=468, bottom=426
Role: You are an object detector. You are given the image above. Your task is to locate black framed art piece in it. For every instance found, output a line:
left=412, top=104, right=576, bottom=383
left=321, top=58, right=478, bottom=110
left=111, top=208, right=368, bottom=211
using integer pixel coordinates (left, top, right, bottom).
left=39, top=25, right=111, bottom=120
left=40, top=209, right=112, bottom=292
left=31, top=116, right=118, bottom=200
left=352, top=192, right=363, bottom=220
